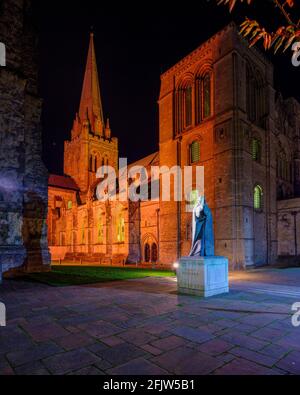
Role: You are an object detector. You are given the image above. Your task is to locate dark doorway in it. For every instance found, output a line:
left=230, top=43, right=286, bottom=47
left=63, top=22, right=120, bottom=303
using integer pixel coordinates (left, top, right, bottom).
left=151, top=243, right=158, bottom=263
left=144, top=243, right=150, bottom=262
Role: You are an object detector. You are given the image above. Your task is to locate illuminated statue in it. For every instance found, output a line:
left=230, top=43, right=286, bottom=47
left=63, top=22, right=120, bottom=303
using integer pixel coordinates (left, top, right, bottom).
left=189, top=195, right=214, bottom=257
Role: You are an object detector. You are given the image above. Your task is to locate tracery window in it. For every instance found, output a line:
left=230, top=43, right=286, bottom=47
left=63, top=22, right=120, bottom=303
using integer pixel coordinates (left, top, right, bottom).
left=117, top=216, right=125, bottom=243
left=254, top=185, right=263, bottom=211
left=246, top=66, right=265, bottom=127
left=190, top=141, right=200, bottom=164
left=174, top=81, right=193, bottom=134
left=252, top=138, right=262, bottom=162
left=195, top=72, right=212, bottom=124
left=97, top=219, right=104, bottom=244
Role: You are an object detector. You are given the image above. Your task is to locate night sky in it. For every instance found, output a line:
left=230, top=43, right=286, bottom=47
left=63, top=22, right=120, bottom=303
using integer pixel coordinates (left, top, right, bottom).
left=34, top=0, right=300, bottom=175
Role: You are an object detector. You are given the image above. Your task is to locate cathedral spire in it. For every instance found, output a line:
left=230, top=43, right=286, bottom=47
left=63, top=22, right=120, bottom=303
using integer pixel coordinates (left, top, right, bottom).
left=79, top=33, right=104, bottom=133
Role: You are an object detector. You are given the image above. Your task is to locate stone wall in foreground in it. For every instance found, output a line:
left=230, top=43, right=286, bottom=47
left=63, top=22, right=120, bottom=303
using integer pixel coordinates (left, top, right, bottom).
left=0, top=0, right=50, bottom=279
left=277, top=198, right=300, bottom=258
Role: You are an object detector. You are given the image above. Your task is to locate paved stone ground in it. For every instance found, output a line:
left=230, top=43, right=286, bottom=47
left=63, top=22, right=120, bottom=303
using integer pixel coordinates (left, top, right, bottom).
left=0, top=268, right=300, bottom=375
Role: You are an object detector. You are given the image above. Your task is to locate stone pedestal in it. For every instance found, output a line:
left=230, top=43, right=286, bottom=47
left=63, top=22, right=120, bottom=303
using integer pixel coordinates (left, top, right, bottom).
left=177, top=256, right=229, bottom=297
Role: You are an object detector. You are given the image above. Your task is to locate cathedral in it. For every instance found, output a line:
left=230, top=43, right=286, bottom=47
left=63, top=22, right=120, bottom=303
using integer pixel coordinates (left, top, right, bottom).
left=48, top=23, right=300, bottom=270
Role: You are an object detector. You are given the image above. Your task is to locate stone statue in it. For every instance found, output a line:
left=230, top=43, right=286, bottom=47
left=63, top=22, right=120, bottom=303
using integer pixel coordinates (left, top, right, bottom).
left=189, top=195, right=214, bottom=257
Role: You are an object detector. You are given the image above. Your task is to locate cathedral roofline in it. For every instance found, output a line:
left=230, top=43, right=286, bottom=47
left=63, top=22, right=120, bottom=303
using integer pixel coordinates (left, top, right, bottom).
left=128, top=151, right=159, bottom=169
left=49, top=174, right=80, bottom=191
left=160, top=22, right=272, bottom=79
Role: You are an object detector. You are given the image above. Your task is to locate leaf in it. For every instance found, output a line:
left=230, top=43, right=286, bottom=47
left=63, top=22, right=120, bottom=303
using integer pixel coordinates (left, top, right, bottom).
left=263, top=33, right=273, bottom=50
left=283, top=34, right=296, bottom=51
left=274, top=36, right=285, bottom=53
left=249, top=32, right=264, bottom=47
left=285, top=0, right=294, bottom=7
left=217, top=0, right=253, bottom=12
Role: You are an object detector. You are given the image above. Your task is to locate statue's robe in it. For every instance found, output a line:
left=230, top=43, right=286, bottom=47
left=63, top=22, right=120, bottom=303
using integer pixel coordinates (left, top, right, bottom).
left=189, top=202, right=214, bottom=257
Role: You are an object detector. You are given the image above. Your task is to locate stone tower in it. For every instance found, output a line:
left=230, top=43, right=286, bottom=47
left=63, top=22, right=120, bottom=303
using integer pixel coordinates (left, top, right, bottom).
left=158, top=23, right=299, bottom=269
left=64, top=33, right=118, bottom=202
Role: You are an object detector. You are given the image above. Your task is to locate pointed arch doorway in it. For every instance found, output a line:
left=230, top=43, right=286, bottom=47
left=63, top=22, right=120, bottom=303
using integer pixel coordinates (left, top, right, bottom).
left=142, top=234, right=158, bottom=264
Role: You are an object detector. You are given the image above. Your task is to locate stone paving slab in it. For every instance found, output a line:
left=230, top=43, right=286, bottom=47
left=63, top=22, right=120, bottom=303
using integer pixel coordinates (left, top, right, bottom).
left=107, top=357, right=169, bottom=375
left=42, top=348, right=101, bottom=375
left=6, top=341, right=63, bottom=367
left=1, top=268, right=300, bottom=375
left=213, top=358, right=278, bottom=375
left=275, top=351, right=300, bottom=374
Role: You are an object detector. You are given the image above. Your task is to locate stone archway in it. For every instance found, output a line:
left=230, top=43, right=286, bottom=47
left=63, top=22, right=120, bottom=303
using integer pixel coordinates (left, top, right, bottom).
left=142, top=233, right=158, bottom=263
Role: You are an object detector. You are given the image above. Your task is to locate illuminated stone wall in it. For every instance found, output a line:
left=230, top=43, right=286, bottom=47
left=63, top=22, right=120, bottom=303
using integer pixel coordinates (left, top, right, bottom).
left=0, top=0, right=50, bottom=277
left=158, top=23, right=300, bottom=269
left=48, top=23, right=300, bottom=269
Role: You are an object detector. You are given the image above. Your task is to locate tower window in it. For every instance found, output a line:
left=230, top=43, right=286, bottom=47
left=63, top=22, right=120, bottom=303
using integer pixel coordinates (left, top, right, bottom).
left=195, top=72, right=212, bottom=124
left=117, top=217, right=125, bottom=243
left=252, top=138, right=261, bottom=162
left=190, top=141, right=200, bottom=164
left=185, top=85, right=192, bottom=128
left=277, top=151, right=292, bottom=183
left=174, top=82, right=193, bottom=135
left=97, top=220, right=103, bottom=243
left=81, top=227, right=85, bottom=244
left=203, top=73, right=211, bottom=119
left=246, top=66, right=265, bottom=127
left=254, top=185, right=263, bottom=210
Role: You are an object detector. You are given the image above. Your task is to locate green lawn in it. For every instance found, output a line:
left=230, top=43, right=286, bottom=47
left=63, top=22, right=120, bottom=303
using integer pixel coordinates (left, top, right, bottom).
left=25, top=265, right=175, bottom=287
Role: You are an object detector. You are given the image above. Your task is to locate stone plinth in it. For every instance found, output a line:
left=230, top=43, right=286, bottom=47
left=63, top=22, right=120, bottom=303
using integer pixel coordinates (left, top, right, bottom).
left=177, top=256, right=229, bottom=297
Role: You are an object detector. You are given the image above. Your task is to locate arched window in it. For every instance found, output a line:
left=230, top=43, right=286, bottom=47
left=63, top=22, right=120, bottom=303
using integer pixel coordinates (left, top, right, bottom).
left=246, top=66, right=265, bottom=126
left=67, top=200, right=72, bottom=210
left=195, top=72, right=212, bottom=124
left=81, top=226, right=85, bottom=244
left=151, top=243, right=158, bottom=263
left=185, top=85, right=192, bottom=128
left=252, top=138, right=262, bottom=162
left=254, top=185, right=263, bottom=210
left=174, top=81, right=193, bottom=135
left=97, top=219, right=104, bottom=244
left=117, top=216, right=125, bottom=243
left=190, top=140, right=200, bottom=164
left=94, top=156, right=97, bottom=173
left=203, top=73, right=211, bottom=119
left=144, top=243, right=150, bottom=262
left=277, top=150, right=292, bottom=183
left=89, top=155, right=93, bottom=172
